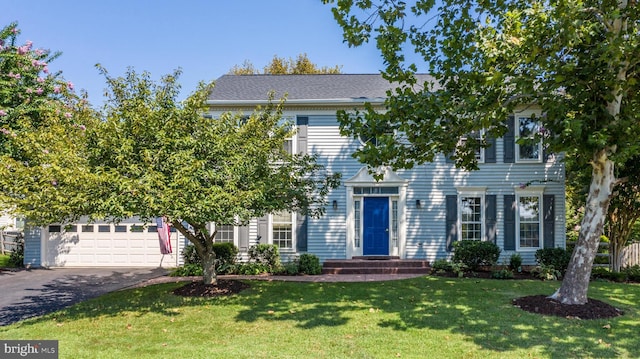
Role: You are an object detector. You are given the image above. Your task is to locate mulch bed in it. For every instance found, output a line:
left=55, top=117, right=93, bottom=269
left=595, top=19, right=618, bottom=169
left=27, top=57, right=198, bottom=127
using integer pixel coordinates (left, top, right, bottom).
left=513, top=295, right=624, bottom=319
left=172, top=280, right=250, bottom=297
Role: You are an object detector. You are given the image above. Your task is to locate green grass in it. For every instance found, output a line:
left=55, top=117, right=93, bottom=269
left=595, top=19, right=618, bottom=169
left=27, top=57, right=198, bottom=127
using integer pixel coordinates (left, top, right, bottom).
left=1, top=277, right=638, bottom=358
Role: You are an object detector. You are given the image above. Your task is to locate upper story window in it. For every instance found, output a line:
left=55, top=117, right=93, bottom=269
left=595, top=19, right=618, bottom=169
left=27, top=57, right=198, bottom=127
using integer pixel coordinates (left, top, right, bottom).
left=279, top=117, right=296, bottom=155
left=516, top=116, right=542, bottom=162
left=459, top=130, right=484, bottom=163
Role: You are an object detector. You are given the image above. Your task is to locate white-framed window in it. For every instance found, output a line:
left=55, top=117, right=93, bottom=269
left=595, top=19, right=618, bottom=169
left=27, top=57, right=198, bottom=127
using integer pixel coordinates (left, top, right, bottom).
left=516, top=116, right=542, bottom=162
left=459, top=129, right=484, bottom=163
left=516, top=191, right=543, bottom=250
left=271, top=211, right=295, bottom=250
left=457, top=187, right=486, bottom=241
left=214, top=224, right=235, bottom=243
left=280, top=116, right=296, bottom=155
left=354, top=200, right=361, bottom=248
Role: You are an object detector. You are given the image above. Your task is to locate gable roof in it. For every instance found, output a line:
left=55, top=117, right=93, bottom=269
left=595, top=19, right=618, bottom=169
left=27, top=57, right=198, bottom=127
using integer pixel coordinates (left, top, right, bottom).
left=207, top=73, right=437, bottom=106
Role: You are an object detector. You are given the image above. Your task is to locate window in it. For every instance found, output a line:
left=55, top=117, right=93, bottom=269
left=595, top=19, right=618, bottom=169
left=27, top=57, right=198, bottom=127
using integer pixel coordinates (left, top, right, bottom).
left=272, top=211, right=293, bottom=249
left=460, top=196, right=483, bottom=241
left=81, top=225, right=94, bottom=233
left=391, top=200, right=399, bottom=246
left=48, top=225, right=61, bottom=233
left=114, top=225, right=127, bottom=233
left=353, top=186, right=399, bottom=195
left=516, top=116, right=542, bottom=162
left=459, top=130, right=484, bottom=163
left=518, top=195, right=541, bottom=249
left=215, top=224, right=235, bottom=243
left=98, top=225, right=111, bottom=233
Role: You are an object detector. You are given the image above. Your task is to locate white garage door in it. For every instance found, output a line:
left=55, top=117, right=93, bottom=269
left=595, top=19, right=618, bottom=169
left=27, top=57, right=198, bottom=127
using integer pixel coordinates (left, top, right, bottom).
left=43, top=220, right=182, bottom=267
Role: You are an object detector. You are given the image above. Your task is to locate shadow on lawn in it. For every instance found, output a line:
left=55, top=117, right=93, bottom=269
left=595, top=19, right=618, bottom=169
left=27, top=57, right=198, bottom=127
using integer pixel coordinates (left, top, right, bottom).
left=233, top=277, right=638, bottom=359
left=5, top=276, right=639, bottom=358
left=0, top=268, right=168, bottom=326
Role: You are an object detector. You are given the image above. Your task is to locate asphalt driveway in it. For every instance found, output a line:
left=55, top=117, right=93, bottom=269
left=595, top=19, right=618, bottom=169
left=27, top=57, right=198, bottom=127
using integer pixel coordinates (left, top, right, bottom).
left=0, top=267, right=168, bottom=326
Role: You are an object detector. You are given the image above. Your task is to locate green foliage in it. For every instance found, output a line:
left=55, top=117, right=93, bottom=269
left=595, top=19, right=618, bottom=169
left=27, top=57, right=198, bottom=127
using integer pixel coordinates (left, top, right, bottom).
left=169, top=263, right=203, bottom=277
left=235, top=262, right=270, bottom=275
left=229, top=53, right=342, bottom=74
left=591, top=265, right=640, bottom=283
left=298, top=253, right=322, bottom=275
left=491, top=269, right=514, bottom=279
left=180, top=243, right=238, bottom=275
left=508, top=253, right=522, bottom=272
left=87, top=66, right=340, bottom=283
left=248, top=244, right=281, bottom=272
left=535, top=248, right=571, bottom=273
left=431, top=258, right=452, bottom=273
left=279, top=261, right=300, bottom=275
left=623, top=265, right=640, bottom=282
left=7, top=235, right=23, bottom=267
left=450, top=261, right=468, bottom=278
left=531, top=265, right=562, bottom=281
left=452, top=240, right=501, bottom=271
left=0, top=23, right=97, bottom=225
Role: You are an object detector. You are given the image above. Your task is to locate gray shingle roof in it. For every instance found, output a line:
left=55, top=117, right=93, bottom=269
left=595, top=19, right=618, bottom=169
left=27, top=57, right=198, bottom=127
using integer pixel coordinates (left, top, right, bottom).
left=207, top=73, right=437, bottom=103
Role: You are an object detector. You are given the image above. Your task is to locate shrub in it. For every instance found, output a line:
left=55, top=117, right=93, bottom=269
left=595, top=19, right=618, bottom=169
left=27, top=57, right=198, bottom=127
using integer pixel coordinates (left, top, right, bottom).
left=623, top=265, right=640, bottom=282
left=491, top=269, right=514, bottom=279
left=8, top=235, right=24, bottom=268
left=298, top=253, right=322, bottom=275
left=236, top=262, right=270, bottom=275
left=248, top=244, right=281, bottom=272
left=531, top=264, right=561, bottom=280
left=212, top=242, right=239, bottom=274
left=452, top=240, right=500, bottom=271
left=535, top=247, right=571, bottom=273
left=508, top=253, right=522, bottom=272
left=431, top=258, right=452, bottom=273
left=170, top=263, right=203, bottom=277
left=280, top=261, right=300, bottom=275
left=450, top=261, right=468, bottom=277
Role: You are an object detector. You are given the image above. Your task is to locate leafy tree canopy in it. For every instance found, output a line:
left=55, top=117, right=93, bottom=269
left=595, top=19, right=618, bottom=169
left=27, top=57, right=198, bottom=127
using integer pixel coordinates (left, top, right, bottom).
left=0, top=23, right=96, bottom=225
left=88, top=66, right=341, bottom=283
left=229, top=53, right=342, bottom=74
left=323, top=0, right=640, bottom=305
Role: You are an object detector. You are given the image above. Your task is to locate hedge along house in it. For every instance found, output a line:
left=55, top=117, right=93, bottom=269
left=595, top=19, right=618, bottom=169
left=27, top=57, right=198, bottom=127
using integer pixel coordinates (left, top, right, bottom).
left=22, top=73, right=565, bottom=268
left=206, top=74, right=566, bottom=265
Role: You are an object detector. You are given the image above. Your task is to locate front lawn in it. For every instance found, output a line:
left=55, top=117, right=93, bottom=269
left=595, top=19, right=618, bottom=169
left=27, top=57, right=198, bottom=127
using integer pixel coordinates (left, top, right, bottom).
left=0, top=277, right=638, bottom=358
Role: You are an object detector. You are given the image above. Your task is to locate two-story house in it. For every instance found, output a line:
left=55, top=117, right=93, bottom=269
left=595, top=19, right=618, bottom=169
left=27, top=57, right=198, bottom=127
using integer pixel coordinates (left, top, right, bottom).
left=23, top=73, right=565, bottom=267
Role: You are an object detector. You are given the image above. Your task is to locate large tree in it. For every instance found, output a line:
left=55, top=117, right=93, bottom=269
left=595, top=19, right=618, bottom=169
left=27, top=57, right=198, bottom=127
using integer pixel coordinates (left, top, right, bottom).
left=229, top=53, right=342, bottom=74
left=0, top=23, right=96, bottom=225
left=324, top=0, right=640, bottom=304
left=89, top=67, right=341, bottom=285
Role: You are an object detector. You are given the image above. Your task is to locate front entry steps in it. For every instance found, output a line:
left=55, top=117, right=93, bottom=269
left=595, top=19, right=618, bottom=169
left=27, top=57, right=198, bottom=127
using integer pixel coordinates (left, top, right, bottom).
left=322, top=257, right=431, bottom=275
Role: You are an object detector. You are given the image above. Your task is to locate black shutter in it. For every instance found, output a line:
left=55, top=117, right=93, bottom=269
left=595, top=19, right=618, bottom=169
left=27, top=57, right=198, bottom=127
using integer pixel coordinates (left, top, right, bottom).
left=485, top=136, right=496, bottom=163
left=504, top=115, right=515, bottom=163
left=238, top=225, right=249, bottom=252
left=485, top=195, right=497, bottom=243
left=543, top=195, right=555, bottom=248
left=296, top=116, right=308, bottom=155
left=296, top=213, right=308, bottom=252
left=446, top=195, right=458, bottom=251
left=257, top=216, right=268, bottom=244
left=504, top=195, right=516, bottom=250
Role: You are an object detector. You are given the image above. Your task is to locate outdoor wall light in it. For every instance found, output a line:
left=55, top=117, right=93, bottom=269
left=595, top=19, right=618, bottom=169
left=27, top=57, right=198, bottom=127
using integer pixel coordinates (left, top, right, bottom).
left=332, top=200, right=338, bottom=210
left=416, top=199, right=422, bottom=209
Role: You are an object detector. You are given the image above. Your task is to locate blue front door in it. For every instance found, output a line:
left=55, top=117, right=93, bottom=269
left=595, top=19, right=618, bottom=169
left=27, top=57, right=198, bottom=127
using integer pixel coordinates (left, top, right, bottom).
left=363, top=197, right=389, bottom=255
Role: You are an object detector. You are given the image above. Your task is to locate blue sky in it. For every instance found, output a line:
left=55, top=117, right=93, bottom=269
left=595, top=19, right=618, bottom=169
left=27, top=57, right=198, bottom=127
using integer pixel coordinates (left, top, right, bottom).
left=2, top=0, right=386, bottom=104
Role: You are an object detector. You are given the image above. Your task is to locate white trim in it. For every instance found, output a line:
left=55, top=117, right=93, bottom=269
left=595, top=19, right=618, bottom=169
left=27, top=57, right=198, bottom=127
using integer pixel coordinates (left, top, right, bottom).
left=345, top=167, right=408, bottom=258
left=268, top=211, right=296, bottom=252
left=456, top=187, right=487, bottom=242
left=515, top=193, right=544, bottom=251
left=515, top=114, right=543, bottom=163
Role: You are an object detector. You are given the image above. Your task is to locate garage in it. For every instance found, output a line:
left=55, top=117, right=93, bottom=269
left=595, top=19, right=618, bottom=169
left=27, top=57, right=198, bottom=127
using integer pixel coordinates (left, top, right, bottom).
left=41, top=219, right=183, bottom=267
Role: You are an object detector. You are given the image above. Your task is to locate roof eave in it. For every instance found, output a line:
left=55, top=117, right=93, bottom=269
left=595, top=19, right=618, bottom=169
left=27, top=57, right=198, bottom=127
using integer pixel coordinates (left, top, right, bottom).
left=205, top=98, right=387, bottom=107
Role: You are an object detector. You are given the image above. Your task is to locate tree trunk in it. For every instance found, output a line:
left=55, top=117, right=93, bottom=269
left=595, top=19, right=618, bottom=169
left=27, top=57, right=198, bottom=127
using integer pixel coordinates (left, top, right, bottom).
left=550, top=151, right=615, bottom=305
left=202, top=250, right=217, bottom=285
